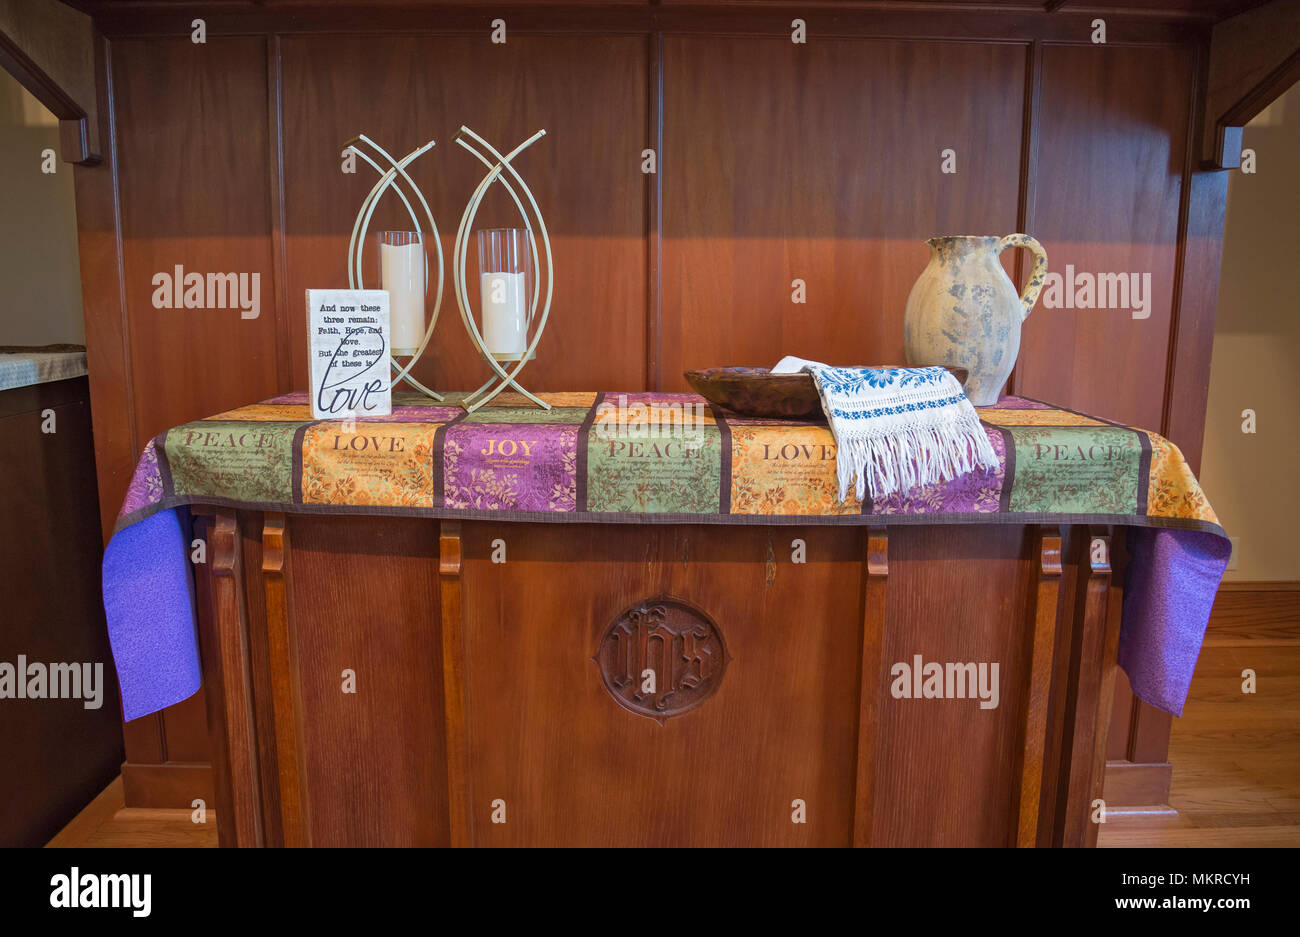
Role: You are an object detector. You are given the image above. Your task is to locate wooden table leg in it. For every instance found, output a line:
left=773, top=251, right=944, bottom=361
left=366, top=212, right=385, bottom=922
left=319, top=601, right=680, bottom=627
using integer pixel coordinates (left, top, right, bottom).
left=1054, top=526, right=1126, bottom=846
left=263, top=512, right=311, bottom=846
left=197, top=507, right=264, bottom=847
left=1015, top=525, right=1062, bottom=847
left=1087, top=528, right=1127, bottom=847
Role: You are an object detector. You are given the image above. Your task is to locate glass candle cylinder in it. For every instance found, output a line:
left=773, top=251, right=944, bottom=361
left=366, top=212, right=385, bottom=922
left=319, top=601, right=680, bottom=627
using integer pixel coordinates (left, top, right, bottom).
left=476, top=228, right=531, bottom=359
left=377, top=231, right=425, bottom=356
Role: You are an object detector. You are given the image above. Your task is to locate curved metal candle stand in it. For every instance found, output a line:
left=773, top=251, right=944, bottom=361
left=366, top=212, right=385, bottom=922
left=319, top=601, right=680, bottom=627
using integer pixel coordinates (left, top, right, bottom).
left=344, top=134, right=445, bottom=401
left=452, top=125, right=554, bottom=413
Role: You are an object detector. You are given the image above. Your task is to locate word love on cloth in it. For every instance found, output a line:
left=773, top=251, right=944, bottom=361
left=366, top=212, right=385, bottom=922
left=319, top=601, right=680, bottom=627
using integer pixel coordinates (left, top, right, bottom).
left=330, top=433, right=409, bottom=452
left=757, top=441, right=838, bottom=461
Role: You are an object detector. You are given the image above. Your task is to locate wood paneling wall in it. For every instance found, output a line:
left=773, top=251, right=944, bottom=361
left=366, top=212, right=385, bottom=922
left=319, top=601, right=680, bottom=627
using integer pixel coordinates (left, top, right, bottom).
left=1021, top=43, right=1193, bottom=430
left=115, top=37, right=281, bottom=454
left=662, top=37, right=1026, bottom=385
left=279, top=35, right=649, bottom=394
left=68, top=4, right=1227, bottom=809
left=0, top=377, right=123, bottom=846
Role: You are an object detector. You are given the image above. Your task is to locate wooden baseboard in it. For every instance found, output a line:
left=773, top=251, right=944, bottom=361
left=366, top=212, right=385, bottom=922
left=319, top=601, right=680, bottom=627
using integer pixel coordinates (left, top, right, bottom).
left=1103, top=760, right=1172, bottom=811
left=120, top=762, right=213, bottom=809
left=1205, top=583, right=1300, bottom=646
left=1217, top=580, right=1300, bottom=591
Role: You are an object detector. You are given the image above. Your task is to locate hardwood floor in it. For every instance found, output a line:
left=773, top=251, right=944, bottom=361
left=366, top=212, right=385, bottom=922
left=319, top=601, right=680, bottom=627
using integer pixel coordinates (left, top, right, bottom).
left=45, top=776, right=218, bottom=848
left=1098, top=644, right=1300, bottom=847
left=46, top=648, right=1299, bottom=848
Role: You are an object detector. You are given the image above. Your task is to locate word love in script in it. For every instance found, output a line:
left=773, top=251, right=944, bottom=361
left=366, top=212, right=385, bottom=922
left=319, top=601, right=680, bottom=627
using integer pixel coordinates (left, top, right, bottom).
left=316, top=325, right=387, bottom=416
left=306, top=288, right=393, bottom=419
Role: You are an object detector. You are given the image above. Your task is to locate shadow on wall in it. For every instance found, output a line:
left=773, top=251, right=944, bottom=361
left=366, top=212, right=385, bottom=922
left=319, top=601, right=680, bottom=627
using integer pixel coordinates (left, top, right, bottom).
left=1200, top=84, right=1300, bottom=582
left=0, top=69, right=85, bottom=346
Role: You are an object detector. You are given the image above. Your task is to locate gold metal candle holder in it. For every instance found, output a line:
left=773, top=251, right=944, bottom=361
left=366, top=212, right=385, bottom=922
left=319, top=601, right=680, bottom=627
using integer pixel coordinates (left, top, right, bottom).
left=344, top=134, right=444, bottom=401
left=451, top=126, right=554, bottom=412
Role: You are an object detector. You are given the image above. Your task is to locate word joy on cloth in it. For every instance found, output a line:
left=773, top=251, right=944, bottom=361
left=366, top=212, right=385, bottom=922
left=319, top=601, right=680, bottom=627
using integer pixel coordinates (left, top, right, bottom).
left=480, top=438, right=541, bottom=457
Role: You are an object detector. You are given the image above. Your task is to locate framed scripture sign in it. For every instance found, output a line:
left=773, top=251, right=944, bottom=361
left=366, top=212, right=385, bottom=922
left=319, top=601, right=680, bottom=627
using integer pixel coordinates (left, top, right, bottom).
left=306, top=288, right=392, bottom=419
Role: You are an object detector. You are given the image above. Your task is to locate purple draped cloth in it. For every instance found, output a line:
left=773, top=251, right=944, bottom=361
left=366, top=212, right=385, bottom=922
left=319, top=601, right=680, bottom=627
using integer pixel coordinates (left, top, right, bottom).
left=1120, top=528, right=1231, bottom=716
left=102, top=508, right=201, bottom=721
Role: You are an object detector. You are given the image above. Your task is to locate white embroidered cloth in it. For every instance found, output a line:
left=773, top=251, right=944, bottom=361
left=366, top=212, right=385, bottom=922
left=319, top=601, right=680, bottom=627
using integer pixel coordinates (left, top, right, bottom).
left=771, top=356, right=998, bottom=501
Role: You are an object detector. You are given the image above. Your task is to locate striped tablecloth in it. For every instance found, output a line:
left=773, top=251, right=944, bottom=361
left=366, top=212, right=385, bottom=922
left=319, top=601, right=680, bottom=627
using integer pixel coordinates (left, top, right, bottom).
left=103, top=389, right=1228, bottom=722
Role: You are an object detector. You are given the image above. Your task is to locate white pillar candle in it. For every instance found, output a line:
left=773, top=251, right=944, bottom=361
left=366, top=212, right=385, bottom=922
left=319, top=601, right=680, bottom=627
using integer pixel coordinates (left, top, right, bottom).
left=380, top=241, right=425, bottom=354
left=480, top=271, right=528, bottom=357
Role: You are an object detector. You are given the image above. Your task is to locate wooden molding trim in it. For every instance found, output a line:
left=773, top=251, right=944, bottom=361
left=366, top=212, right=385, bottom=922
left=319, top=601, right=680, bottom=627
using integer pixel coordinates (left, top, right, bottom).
left=1217, top=580, right=1300, bottom=591
left=73, top=33, right=135, bottom=547
left=120, top=761, right=214, bottom=810
left=438, top=520, right=471, bottom=848
left=1101, top=759, right=1172, bottom=809
left=0, top=0, right=102, bottom=162
left=262, top=512, right=312, bottom=847
left=1054, top=529, right=1108, bottom=846
left=1205, top=582, right=1300, bottom=646
left=83, top=3, right=1211, bottom=43
left=1042, top=527, right=1128, bottom=844
left=1200, top=0, right=1300, bottom=168
left=1086, top=527, right=1126, bottom=846
left=852, top=530, right=888, bottom=847
left=198, top=509, right=265, bottom=847
left=1015, top=525, right=1062, bottom=847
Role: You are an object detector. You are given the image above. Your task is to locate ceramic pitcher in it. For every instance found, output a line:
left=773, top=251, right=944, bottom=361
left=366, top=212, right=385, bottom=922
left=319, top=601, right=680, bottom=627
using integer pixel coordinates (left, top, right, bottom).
left=902, top=234, right=1048, bottom=407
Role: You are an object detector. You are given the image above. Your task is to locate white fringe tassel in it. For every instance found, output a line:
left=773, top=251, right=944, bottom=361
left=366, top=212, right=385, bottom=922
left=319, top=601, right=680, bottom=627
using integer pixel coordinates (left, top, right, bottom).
left=836, top=407, right=998, bottom=502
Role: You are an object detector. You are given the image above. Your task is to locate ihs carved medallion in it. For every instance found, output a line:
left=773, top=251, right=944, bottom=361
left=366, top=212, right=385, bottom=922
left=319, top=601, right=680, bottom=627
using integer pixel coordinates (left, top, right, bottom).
left=594, top=597, right=729, bottom=724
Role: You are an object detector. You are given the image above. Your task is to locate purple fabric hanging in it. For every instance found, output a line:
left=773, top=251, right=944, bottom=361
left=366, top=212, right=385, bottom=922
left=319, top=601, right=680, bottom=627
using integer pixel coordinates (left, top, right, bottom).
left=1119, top=527, right=1231, bottom=717
left=102, top=508, right=201, bottom=721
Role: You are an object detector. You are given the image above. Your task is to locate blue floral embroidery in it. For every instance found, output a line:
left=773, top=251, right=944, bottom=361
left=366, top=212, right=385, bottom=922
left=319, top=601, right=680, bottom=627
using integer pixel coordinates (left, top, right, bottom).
left=810, top=365, right=947, bottom=395
left=828, top=393, right=967, bottom=420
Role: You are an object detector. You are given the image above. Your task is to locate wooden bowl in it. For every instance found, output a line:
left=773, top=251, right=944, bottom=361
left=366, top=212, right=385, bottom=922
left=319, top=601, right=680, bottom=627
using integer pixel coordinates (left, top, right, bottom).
left=684, top=366, right=969, bottom=419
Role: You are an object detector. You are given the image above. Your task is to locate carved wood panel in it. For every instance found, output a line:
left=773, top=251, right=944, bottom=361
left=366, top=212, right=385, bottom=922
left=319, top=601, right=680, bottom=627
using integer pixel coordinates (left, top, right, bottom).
left=595, top=597, right=729, bottom=723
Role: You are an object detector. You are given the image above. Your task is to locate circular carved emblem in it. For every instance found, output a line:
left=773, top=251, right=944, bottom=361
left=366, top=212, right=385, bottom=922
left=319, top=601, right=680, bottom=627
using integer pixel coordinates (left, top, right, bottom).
left=594, top=597, right=729, bottom=723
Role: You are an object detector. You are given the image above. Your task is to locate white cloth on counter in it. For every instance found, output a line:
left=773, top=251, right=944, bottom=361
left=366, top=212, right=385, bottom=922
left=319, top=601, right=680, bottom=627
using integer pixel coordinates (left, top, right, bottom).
left=771, top=355, right=997, bottom=501
left=0, top=350, right=88, bottom=392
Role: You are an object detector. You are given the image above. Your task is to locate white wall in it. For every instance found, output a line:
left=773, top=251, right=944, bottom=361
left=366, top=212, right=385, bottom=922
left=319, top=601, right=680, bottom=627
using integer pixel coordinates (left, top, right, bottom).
left=1199, top=83, right=1300, bottom=582
left=0, top=68, right=85, bottom=345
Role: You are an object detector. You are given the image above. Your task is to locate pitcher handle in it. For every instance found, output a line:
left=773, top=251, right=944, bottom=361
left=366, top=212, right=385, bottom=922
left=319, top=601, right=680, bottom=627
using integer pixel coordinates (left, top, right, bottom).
left=996, top=234, right=1048, bottom=321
